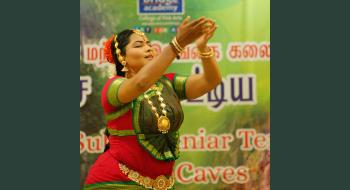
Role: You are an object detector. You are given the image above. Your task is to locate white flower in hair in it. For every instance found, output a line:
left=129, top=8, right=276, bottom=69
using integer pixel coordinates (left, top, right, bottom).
left=108, top=64, right=116, bottom=78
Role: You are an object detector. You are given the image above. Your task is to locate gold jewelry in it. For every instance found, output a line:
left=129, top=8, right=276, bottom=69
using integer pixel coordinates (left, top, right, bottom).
left=113, top=35, right=128, bottom=72
left=132, top=29, right=147, bottom=41
left=169, top=42, right=180, bottom=59
left=172, top=37, right=184, bottom=52
left=119, top=163, right=175, bottom=190
left=169, top=37, right=184, bottom=59
left=198, top=47, right=214, bottom=58
left=144, top=86, right=170, bottom=134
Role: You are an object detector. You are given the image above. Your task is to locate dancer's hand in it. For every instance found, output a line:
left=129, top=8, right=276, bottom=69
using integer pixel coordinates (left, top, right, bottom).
left=176, top=16, right=209, bottom=47
left=195, top=19, right=218, bottom=51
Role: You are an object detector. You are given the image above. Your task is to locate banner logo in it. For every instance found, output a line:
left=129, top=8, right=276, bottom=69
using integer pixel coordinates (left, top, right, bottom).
left=137, top=0, right=185, bottom=15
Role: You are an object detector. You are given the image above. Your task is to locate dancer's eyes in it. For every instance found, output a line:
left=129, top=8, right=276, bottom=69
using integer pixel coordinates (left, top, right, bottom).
left=134, top=43, right=143, bottom=48
left=133, top=41, right=151, bottom=48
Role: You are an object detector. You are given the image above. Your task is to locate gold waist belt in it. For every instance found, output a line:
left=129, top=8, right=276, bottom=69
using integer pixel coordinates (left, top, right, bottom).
left=119, top=163, right=175, bottom=190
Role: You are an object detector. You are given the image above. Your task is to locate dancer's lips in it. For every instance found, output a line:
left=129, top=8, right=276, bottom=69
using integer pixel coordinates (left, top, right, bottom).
left=145, top=54, right=154, bottom=60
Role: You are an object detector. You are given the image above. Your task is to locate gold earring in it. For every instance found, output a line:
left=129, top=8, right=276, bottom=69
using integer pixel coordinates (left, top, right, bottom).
left=121, top=60, right=128, bottom=72
left=117, top=55, right=128, bottom=72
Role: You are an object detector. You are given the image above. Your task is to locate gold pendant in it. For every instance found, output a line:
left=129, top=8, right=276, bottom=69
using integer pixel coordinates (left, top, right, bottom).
left=157, top=116, right=170, bottom=134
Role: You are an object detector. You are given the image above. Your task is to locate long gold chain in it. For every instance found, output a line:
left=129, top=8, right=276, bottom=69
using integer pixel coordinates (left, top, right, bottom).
left=144, top=85, right=170, bottom=134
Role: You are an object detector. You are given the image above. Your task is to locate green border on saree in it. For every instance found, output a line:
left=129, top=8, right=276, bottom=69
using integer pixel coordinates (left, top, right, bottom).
left=161, top=75, right=174, bottom=90
left=107, top=78, right=126, bottom=107
left=173, top=74, right=188, bottom=100
left=83, top=181, right=144, bottom=190
left=132, top=80, right=180, bottom=161
left=105, top=103, right=132, bottom=122
left=107, top=128, right=136, bottom=136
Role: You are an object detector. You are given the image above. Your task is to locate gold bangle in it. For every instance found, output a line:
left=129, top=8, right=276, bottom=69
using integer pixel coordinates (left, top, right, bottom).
left=173, top=37, right=183, bottom=50
left=169, top=37, right=185, bottom=59
left=169, top=42, right=181, bottom=59
left=172, top=37, right=184, bottom=52
left=198, top=47, right=214, bottom=58
left=172, top=40, right=182, bottom=53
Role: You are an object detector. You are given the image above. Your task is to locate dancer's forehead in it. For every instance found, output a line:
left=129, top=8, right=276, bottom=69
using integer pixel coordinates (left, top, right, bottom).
left=128, top=33, right=150, bottom=45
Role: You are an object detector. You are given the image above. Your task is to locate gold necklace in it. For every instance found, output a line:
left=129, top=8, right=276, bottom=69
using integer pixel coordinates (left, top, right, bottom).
left=144, top=85, right=170, bottom=134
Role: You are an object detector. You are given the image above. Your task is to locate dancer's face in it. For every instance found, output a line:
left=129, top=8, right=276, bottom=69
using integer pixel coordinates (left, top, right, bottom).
left=124, top=33, right=155, bottom=72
